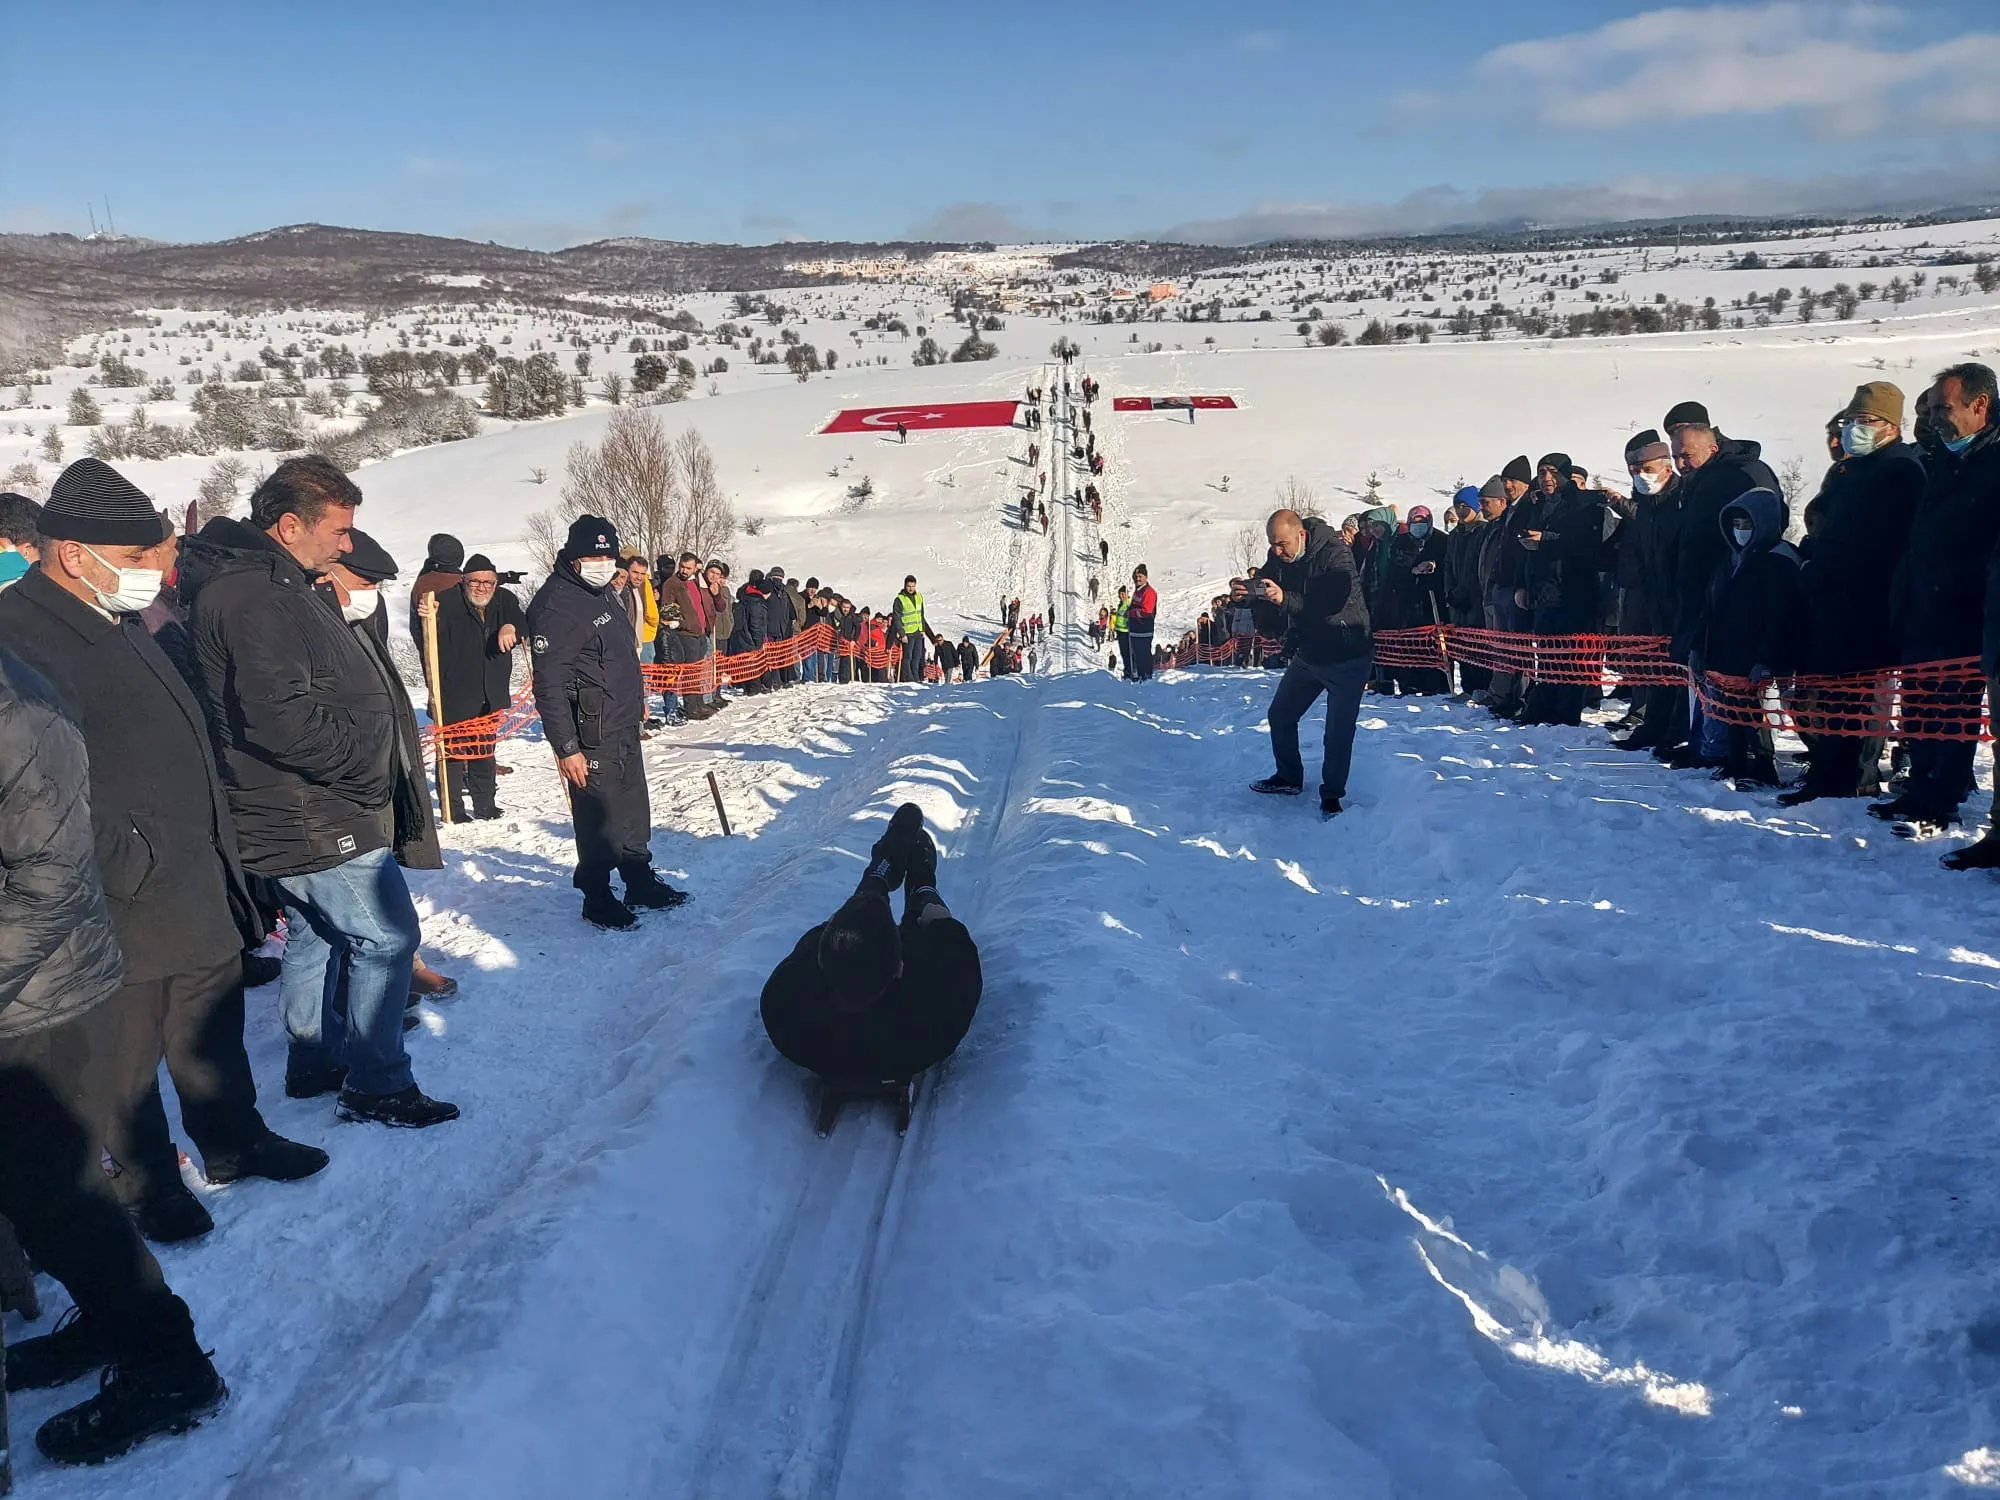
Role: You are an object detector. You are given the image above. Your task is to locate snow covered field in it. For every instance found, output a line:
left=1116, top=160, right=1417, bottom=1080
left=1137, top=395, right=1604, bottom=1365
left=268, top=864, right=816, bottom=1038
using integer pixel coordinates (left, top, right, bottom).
left=6, top=219, right=2000, bottom=1495
left=10, top=670, right=2000, bottom=1498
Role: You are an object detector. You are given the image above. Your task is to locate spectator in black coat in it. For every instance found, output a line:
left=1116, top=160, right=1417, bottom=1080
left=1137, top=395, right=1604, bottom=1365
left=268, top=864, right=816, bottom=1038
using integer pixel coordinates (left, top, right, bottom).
left=1515, top=455, right=1608, bottom=727
left=1478, top=463, right=1532, bottom=714
left=1442, top=486, right=1491, bottom=695
left=1882, top=364, right=2000, bottom=832
left=1248, top=510, right=1374, bottom=817
left=183, top=457, right=455, bottom=1130
left=1378, top=505, right=1450, bottom=693
left=1612, top=430, right=1689, bottom=752
left=0, top=643, right=227, bottom=1466
left=729, top=570, right=771, bottom=692
left=0, top=462, right=326, bottom=1243
left=761, top=804, right=980, bottom=1089
left=1691, top=488, right=1804, bottom=787
left=956, top=636, right=979, bottom=681
left=1785, top=383, right=1924, bottom=803
left=418, top=553, right=526, bottom=821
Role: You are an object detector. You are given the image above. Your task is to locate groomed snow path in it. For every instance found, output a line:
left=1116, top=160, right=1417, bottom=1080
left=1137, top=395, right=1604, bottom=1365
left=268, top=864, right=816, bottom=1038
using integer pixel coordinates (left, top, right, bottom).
left=16, top=671, right=2000, bottom=1499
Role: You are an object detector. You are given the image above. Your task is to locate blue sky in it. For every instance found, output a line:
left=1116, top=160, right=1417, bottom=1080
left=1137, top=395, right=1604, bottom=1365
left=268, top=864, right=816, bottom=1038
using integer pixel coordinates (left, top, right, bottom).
left=3, top=0, right=1996, bottom=247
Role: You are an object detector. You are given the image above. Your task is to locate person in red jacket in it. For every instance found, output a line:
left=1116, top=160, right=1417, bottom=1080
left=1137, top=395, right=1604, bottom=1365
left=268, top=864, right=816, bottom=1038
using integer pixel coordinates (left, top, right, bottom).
left=1127, top=565, right=1159, bottom=680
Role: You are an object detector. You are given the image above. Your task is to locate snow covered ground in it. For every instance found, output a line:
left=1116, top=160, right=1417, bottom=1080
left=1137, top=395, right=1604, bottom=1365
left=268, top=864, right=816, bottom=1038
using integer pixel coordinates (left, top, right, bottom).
left=11, top=669, right=2000, bottom=1498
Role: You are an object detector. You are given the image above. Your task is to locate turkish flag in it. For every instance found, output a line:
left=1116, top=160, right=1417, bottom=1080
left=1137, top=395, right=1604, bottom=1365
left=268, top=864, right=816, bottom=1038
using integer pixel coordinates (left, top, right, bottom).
left=1112, top=395, right=1238, bottom=412
left=820, top=401, right=1020, bottom=435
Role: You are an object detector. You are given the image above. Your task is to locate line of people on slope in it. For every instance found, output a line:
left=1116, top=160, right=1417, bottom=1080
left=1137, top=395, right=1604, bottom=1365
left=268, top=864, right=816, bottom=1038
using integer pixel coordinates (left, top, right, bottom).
left=1188, top=364, right=2000, bottom=864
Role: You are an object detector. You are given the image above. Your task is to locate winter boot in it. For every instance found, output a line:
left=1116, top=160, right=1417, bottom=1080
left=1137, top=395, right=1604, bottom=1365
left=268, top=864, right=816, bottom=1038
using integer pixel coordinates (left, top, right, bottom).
left=200, top=1131, right=330, bottom=1187
left=866, top=803, right=926, bottom=888
left=128, top=1182, right=213, bottom=1246
left=902, top=827, right=939, bottom=899
left=1249, top=776, right=1303, bottom=796
left=581, top=889, right=637, bottom=930
left=283, top=1061, right=347, bottom=1100
left=621, top=868, right=689, bottom=911
left=1942, top=832, right=2000, bottom=871
left=35, top=1351, right=227, bottom=1466
left=409, top=960, right=458, bottom=1001
left=1320, top=792, right=1343, bottom=819
left=7, top=1308, right=110, bottom=1393
left=335, top=1085, right=460, bottom=1129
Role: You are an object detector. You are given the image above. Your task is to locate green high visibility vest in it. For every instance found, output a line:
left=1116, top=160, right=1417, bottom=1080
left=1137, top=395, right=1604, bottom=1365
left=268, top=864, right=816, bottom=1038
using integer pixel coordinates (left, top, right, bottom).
left=1110, top=600, right=1128, bottom=632
left=895, top=590, right=925, bottom=635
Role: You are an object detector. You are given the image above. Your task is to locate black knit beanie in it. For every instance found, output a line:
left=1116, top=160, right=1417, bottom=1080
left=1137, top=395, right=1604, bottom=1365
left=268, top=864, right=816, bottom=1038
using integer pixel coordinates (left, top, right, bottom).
left=39, top=459, right=170, bottom=547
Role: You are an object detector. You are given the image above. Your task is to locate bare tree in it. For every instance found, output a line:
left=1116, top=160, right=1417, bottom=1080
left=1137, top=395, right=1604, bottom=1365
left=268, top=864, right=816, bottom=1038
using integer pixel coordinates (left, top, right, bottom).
left=1276, top=474, right=1322, bottom=519
left=196, top=455, right=248, bottom=524
left=1232, top=522, right=1265, bottom=576
left=673, top=427, right=734, bottom=559
left=560, top=406, right=680, bottom=565
left=523, top=507, right=566, bottom=574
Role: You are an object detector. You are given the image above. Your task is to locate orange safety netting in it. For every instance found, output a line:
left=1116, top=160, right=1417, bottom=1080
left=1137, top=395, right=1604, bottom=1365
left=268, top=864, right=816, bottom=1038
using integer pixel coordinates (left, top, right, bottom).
left=1694, top=658, right=1990, bottom=743
left=1163, top=625, right=1992, bottom=742
left=423, top=683, right=543, bottom=760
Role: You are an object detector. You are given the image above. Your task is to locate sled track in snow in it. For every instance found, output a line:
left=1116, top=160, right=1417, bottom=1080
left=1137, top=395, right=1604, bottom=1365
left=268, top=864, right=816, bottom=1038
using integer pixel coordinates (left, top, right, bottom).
left=680, top=700, right=1035, bottom=1500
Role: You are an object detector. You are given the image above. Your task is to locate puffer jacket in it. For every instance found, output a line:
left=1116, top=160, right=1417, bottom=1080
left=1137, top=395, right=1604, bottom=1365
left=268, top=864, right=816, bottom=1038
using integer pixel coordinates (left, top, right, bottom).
left=180, top=516, right=397, bottom=877
left=1251, top=516, right=1372, bottom=665
left=0, top=647, right=122, bottom=1038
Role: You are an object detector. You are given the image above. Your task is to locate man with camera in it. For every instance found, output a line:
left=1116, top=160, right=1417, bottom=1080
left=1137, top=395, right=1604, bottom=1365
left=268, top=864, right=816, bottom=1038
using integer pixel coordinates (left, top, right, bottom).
left=1247, top=508, right=1374, bottom=819
left=526, top=516, right=688, bottom=931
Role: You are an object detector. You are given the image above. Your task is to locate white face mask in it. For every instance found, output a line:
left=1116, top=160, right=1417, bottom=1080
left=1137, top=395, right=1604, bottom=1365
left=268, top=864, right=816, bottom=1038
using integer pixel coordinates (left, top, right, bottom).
left=81, top=545, right=164, bottom=614
left=1730, top=525, right=1755, bottom=548
left=1632, top=469, right=1667, bottom=496
left=340, top=586, right=379, bottom=624
left=1840, top=419, right=1885, bottom=457
left=577, top=558, right=618, bottom=587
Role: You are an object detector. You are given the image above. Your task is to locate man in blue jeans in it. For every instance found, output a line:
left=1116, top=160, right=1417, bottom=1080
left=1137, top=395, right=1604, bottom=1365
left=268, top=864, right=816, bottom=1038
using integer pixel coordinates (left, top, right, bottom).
left=181, top=456, right=457, bottom=1128
left=1247, top=508, right=1375, bottom=819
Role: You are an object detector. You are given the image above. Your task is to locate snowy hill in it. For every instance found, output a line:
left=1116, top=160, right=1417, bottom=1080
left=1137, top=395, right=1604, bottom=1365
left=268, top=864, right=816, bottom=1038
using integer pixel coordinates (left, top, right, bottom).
left=13, top=670, right=2000, bottom=1498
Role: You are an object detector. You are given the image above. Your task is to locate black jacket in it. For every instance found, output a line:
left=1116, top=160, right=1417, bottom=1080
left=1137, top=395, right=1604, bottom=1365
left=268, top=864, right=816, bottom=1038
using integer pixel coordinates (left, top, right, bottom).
left=1672, top=434, right=1780, bottom=654
left=1520, top=482, right=1610, bottom=626
left=0, top=646, right=123, bottom=1038
left=956, top=639, right=978, bottom=677
left=526, top=560, right=644, bottom=759
left=1624, top=479, right=1685, bottom=637
left=728, top=582, right=769, bottom=655
left=1443, top=517, right=1486, bottom=625
left=425, top=583, right=526, bottom=727
left=1252, top=516, right=1372, bottom=665
left=1800, top=442, right=1924, bottom=673
left=760, top=909, right=982, bottom=1081
left=179, top=517, right=398, bottom=878
left=351, top=604, right=441, bottom=871
left=1693, top=488, right=1804, bottom=677
left=0, top=569, right=259, bottom=981
left=1896, top=425, right=2000, bottom=661
left=1376, top=528, right=1449, bottom=630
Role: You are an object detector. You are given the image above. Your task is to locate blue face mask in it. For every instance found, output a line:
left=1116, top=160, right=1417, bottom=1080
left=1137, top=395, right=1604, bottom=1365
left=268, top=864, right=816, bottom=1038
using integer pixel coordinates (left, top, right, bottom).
left=1409, top=522, right=1432, bottom=539
left=1943, top=430, right=1978, bottom=455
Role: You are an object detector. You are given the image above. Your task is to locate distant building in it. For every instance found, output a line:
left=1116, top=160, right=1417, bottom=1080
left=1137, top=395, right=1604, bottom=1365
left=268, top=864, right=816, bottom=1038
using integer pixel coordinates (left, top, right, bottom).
left=1148, top=282, right=1177, bottom=302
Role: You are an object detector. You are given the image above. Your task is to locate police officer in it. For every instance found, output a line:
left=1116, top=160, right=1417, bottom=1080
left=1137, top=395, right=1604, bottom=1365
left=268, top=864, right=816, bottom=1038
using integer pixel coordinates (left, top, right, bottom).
left=527, top=515, right=688, bottom=929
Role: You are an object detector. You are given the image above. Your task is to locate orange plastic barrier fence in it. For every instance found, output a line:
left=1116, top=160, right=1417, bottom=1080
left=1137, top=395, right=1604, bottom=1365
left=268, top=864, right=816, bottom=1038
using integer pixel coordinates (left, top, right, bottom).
left=1163, top=626, right=1992, bottom=742
left=1695, top=658, right=1990, bottom=743
left=426, top=626, right=1993, bottom=753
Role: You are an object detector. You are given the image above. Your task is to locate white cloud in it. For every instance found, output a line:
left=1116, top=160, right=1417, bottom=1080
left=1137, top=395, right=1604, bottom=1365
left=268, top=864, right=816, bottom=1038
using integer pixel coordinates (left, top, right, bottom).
left=1163, top=160, right=2000, bottom=243
left=1472, top=3, right=2000, bottom=137
left=908, top=202, right=1043, bottom=242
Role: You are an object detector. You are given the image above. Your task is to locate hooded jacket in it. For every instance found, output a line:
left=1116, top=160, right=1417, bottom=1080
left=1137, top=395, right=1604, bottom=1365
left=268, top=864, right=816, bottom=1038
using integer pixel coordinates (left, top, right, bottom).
left=179, top=516, right=398, bottom=877
left=526, top=559, right=645, bottom=759
left=1672, top=432, right=1781, bottom=654
left=0, top=646, right=123, bottom=1039
left=1251, top=516, right=1372, bottom=665
left=1799, top=441, right=1924, bottom=673
left=0, top=567, right=261, bottom=980
left=729, top=578, right=769, bottom=655
left=1693, top=488, right=1804, bottom=678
